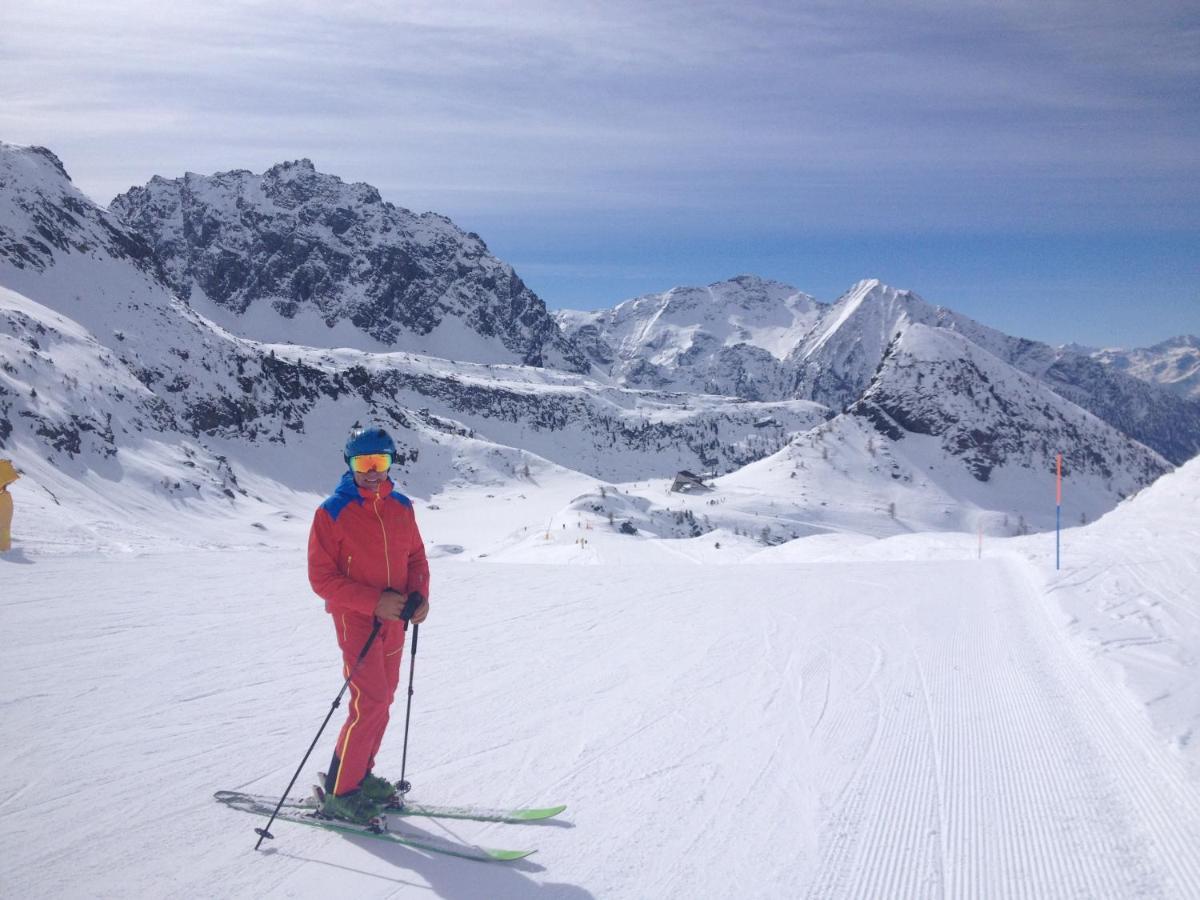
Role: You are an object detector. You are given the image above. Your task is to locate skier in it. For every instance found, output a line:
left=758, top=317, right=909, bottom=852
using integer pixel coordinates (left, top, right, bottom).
left=307, top=427, right=430, bottom=823
left=0, top=459, right=18, bottom=552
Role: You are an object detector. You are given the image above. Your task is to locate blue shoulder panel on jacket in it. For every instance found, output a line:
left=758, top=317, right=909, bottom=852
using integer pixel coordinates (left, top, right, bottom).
left=321, top=471, right=362, bottom=521
left=387, top=491, right=413, bottom=508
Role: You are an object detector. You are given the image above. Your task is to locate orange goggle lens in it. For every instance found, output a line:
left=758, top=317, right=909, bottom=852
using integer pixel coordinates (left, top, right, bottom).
left=349, top=453, right=393, bottom=474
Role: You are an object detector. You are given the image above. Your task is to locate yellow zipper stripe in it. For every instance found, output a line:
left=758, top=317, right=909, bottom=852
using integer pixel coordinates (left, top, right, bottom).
left=373, top=495, right=392, bottom=588
left=333, top=614, right=363, bottom=795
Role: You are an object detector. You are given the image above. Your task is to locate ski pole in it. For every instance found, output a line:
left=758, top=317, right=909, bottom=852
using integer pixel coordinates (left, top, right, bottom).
left=396, top=593, right=423, bottom=796
left=253, top=617, right=380, bottom=848
left=254, top=592, right=422, bottom=849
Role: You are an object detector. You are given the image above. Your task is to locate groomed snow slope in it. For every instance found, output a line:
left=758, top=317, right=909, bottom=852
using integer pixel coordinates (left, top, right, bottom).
left=3, top=470, right=1200, bottom=898
left=1030, top=456, right=1200, bottom=777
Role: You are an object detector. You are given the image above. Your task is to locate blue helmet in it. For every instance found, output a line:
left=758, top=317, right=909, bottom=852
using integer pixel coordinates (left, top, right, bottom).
left=343, top=426, right=397, bottom=464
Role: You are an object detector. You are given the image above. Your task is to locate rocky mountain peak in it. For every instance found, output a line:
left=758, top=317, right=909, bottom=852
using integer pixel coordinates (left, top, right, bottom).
left=26, top=146, right=71, bottom=181
left=1, top=143, right=70, bottom=197
left=258, top=158, right=383, bottom=209
left=706, top=274, right=803, bottom=302
left=0, top=144, right=72, bottom=189
left=834, top=278, right=929, bottom=318
left=268, top=157, right=316, bottom=175
left=109, top=160, right=589, bottom=371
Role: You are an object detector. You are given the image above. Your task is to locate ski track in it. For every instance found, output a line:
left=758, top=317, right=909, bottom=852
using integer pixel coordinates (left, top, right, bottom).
left=2, top=553, right=1199, bottom=898
left=805, top=558, right=1200, bottom=899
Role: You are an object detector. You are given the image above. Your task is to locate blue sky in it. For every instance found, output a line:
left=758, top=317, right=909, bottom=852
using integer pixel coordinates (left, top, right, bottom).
left=3, top=0, right=1197, bottom=347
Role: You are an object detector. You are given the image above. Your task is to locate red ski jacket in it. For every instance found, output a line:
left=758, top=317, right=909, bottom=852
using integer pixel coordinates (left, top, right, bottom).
left=308, top=472, right=430, bottom=617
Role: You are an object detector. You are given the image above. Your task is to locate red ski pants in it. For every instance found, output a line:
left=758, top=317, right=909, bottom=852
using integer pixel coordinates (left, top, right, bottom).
left=326, top=612, right=406, bottom=796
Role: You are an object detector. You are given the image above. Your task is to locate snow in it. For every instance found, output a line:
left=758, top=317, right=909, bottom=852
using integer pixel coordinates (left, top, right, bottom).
left=1032, top=457, right=1200, bottom=776
left=3, top=455, right=1200, bottom=899
left=5, top=137, right=1200, bottom=897
left=806, top=277, right=885, bottom=355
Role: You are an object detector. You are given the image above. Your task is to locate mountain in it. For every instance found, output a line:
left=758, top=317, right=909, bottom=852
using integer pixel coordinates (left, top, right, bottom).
left=0, top=143, right=827, bottom=521
left=0, top=141, right=1190, bottom=547
left=561, top=277, right=1200, bottom=466
left=1088, top=336, right=1200, bottom=401
left=792, top=280, right=1200, bottom=466
left=109, top=160, right=590, bottom=372
left=846, top=323, right=1166, bottom=497
left=692, top=323, right=1169, bottom=542
left=555, top=275, right=822, bottom=399
left=0, top=143, right=258, bottom=491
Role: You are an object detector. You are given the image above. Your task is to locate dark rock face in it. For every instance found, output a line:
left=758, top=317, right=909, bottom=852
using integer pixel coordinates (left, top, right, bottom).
left=848, top=327, right=1170, bottom=486
left=110, top=161, right=590, bottom=371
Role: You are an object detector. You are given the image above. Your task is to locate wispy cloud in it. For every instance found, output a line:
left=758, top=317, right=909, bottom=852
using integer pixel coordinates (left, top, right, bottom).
left=5, top=1, right=1196, bottom=199
left=2, top=1, right=1197, bottom=340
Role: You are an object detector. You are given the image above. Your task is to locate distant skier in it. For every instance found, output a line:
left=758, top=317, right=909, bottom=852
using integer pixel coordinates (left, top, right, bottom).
left=0, top=459, right=18, bottom=552
left=307, top=427, right=430, bottom=823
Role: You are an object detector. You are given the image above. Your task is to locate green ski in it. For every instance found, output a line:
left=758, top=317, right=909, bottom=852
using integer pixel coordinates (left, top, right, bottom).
left=222, top=787, right=565, bottom=825
left=392, top=799, right=567, bottom=823
left=215, top=791, right=535, bottom=862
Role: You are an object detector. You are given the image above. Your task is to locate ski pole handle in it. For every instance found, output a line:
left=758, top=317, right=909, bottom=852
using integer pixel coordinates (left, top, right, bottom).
left=400, top=591, right=424, bottom=622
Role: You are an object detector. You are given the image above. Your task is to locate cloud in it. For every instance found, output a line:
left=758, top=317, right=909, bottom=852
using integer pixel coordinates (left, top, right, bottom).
left=2, top=0, right=1196, bottom=229
left=2, top=1, right=1196, bottom=343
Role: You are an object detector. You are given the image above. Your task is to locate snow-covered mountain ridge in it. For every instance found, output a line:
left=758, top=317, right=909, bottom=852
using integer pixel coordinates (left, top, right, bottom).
left=0, top=140, right=1192, bottom=547
left=847, top=323, right=1165, bottom=497
left=1087, top=336, right=1200, bottom=401
left=0, top=143, right=824, bottom=527
left=559, top=277, right=1200, bottom=466
left=0, top=145, right=158, bottom=282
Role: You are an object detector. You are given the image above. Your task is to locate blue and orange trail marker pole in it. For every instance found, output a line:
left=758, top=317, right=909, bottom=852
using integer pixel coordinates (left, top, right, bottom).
left=1056, top=453, right=1063, bottom=571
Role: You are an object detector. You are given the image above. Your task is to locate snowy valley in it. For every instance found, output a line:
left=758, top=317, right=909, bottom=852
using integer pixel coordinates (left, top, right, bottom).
left=2, top=142, right=1200, bottom=898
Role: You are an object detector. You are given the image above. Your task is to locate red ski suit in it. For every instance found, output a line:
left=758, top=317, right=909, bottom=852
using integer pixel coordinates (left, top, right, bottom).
left=308, top=472, right=429, bottom=796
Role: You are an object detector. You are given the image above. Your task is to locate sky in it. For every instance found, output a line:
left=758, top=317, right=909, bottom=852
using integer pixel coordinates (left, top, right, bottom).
left=2, top=0, right=1197, bottom=348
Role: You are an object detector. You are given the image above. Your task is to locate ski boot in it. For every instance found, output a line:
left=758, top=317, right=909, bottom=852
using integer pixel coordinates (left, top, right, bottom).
left=311, top=784, right=387, bottom=831
left=361, top=771, right=411, bottom=810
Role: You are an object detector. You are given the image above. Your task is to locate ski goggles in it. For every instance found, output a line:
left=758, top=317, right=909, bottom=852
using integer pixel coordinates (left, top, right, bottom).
left=349, top=453, right=393, bottom=474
